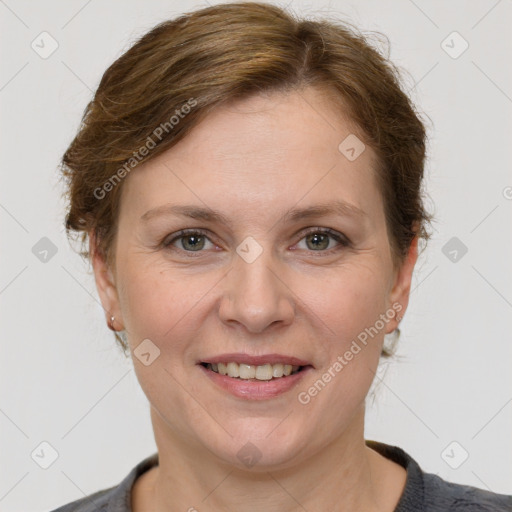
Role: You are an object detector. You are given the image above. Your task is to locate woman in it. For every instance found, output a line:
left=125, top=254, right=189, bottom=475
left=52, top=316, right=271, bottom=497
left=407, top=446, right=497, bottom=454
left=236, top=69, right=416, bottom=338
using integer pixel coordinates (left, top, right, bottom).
left=52, top=2, right=512, bottom=511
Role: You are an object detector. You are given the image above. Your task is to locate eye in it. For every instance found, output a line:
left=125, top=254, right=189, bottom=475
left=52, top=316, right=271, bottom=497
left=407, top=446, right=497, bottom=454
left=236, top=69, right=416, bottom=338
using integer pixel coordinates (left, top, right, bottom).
left=163, top=229, right=215, bottom=253
left=163, top=227, right=350, bottom=256
left=294, top=227, right=350, bottom=253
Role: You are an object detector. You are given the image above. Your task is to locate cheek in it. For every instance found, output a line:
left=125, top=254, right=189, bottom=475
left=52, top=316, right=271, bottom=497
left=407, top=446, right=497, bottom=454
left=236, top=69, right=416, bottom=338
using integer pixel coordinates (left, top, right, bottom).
left=294, top=262, right=389, bottom=398
left=117, top=259, right=187, bottom=342
left=294, top=269, right=388, bottom=423
left=118, top=260, right=226, bottom=366
left=119, top=251, right=390, bottom=350
left=299, top=262, right=390, bottom=341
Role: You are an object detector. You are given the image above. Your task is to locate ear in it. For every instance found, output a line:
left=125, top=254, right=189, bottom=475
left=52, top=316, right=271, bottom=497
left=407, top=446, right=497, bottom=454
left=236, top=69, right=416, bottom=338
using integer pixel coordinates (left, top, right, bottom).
left=89, top=230, right=124, bottom=331
left=385, top=234, right=419, bottom=334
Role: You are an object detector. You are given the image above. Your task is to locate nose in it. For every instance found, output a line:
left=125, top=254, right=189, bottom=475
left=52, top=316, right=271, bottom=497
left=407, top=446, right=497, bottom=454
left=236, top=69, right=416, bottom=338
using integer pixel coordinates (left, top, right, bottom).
left=218, top=246, right=295, bottom=334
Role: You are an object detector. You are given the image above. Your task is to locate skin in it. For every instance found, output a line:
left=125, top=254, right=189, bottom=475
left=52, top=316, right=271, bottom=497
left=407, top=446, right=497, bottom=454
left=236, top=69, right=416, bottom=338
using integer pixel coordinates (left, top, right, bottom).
left=91, top=86, right=419, bottom=511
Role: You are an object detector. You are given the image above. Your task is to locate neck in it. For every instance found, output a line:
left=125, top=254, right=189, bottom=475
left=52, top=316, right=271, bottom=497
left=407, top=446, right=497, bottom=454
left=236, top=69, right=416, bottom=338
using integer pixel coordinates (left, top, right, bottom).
left=140, top=404, right=402, bottom=512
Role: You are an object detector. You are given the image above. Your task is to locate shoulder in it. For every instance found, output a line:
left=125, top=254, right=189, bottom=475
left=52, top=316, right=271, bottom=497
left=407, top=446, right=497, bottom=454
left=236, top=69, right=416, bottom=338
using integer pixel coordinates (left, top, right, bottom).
left=48, top=452, right=159, bottom=512
left=48, top=486, right=114, bottom=512
left=422, top=471, right=512, bottom=512
left=365, top=440, right=512, bottom=512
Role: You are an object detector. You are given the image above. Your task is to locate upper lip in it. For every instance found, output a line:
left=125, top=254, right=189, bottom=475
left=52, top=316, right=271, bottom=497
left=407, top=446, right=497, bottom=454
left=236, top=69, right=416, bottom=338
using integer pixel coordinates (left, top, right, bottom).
left=199, top=353, right=313, bottom=367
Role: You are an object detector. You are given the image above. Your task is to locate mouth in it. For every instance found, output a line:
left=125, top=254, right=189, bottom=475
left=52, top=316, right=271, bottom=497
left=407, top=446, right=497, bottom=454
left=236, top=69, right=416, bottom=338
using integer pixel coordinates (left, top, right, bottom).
left=197, top=354, right=314, bottom=400
left=200, top=361, right=310, bottom=380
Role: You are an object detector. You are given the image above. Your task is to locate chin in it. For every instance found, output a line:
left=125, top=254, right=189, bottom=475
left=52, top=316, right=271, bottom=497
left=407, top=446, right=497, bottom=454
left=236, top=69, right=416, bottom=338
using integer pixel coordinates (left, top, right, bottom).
left=200, top=420, right=311, bottom=472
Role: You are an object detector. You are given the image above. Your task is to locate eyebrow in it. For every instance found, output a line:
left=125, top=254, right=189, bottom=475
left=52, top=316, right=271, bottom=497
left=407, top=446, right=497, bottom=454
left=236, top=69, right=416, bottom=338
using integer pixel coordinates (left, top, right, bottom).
left=140, top=200, right=367, bottom=227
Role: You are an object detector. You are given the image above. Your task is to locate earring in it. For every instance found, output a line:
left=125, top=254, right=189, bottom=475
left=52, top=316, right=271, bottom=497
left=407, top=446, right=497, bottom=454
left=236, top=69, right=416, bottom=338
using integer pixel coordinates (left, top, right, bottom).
left=396, top=315, right=403, bottom=323
left=108, top=315, right=117, bottom=331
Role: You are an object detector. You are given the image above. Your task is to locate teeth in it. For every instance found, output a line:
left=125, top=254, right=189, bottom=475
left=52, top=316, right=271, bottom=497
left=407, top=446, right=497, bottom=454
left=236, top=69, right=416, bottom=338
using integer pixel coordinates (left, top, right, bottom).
left=272, top=364, right=284, bottom=377
left=206, top=362, right=302, bottom=380
left=255, top=364, right=273, bottom=380
left=226, top=362, right=239, bottom=378
left=239, top=363, right=255, bottom=379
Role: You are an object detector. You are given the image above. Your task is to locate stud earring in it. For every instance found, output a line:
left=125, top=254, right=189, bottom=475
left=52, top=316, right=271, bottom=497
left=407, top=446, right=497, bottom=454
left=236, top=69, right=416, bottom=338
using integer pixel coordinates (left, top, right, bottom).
left=107, top=315, right=117, bottom=331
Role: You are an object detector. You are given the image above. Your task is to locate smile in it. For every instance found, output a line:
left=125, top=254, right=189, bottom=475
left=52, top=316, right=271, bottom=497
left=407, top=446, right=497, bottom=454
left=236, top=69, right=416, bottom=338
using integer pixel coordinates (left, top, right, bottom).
left=198, top=353, right=314, bottom=400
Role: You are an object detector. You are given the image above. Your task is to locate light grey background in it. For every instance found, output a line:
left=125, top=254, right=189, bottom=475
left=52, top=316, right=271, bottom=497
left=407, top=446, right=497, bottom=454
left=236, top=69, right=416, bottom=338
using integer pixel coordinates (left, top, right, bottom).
left=1, top=1, right=511, bottom=510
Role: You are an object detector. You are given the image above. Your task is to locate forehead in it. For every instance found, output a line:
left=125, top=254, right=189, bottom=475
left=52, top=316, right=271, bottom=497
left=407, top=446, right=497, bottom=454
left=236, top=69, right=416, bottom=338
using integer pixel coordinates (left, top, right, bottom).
left=119, top=87, right=383, bottom=224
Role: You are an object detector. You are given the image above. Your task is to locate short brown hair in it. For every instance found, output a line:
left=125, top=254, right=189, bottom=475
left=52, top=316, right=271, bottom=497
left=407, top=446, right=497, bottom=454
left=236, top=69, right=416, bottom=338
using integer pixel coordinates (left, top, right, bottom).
left=59, top=1, right=432, bottom=355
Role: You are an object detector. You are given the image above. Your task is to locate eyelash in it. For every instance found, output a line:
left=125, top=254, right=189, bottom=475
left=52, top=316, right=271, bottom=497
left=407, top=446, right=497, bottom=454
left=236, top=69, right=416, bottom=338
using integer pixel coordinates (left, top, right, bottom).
left=162, top=227, right=350, bottom=256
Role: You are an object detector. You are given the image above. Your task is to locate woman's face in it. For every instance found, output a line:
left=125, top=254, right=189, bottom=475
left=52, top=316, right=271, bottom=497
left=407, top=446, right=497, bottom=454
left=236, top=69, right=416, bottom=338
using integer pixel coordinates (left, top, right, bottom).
left=92, top=87, right=417, bottom=469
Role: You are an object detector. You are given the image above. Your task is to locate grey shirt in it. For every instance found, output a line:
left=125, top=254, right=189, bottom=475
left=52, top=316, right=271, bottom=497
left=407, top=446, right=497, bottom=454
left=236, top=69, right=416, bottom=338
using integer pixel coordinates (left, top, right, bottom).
left=50, top=440, right=512, bottom=511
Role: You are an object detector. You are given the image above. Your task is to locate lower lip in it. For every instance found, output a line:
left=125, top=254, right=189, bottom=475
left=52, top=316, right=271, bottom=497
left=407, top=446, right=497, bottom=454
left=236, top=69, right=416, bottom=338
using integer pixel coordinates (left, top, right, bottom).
left=198, top=364, right=313, bottom=400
